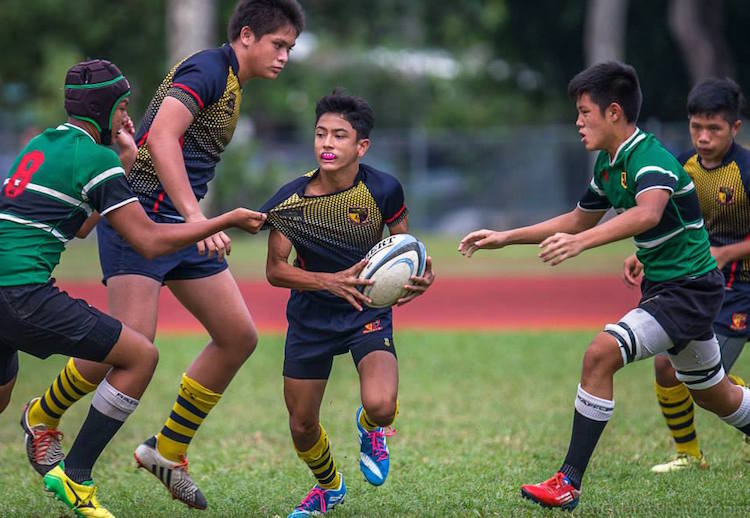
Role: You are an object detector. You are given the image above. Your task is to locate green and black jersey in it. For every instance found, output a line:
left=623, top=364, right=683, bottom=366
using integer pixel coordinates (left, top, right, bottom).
left=0, top=123, right=137, bottom=285
left=578, top=128, right=716, bottom=282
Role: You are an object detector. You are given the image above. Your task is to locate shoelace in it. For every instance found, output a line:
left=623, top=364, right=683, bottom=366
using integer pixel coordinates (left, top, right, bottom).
left=541, top=472, right=568, bottom=491
left=31, top=428, right=64, bottom=462
left=298, top=487, right=327, bottom=512
left=368, top=427, right=396, bottom=461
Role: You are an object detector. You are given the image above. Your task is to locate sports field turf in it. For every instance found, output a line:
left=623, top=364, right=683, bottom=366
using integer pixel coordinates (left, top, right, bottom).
left=2, top=331, right=748, bottom=517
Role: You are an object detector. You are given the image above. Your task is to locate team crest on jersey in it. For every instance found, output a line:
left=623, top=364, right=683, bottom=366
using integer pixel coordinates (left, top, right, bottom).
left=717, top=186, right=735, bottom=205
left=620, top=171, right=627, bottom=189
left=348, top=207, right=369, bottom=225
left=731, top=312, right=747, bottom=331
left=363, top=319, right=383, bottom=334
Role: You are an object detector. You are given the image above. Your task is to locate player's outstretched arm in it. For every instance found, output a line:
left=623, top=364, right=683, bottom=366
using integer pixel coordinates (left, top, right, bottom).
left=539, top=189, right=668, bottom=266
left=105, top=202, right=266, bottom=259
left=266, top=229, right=374, bottom=311
left=458, top=208, right=603, bottom=258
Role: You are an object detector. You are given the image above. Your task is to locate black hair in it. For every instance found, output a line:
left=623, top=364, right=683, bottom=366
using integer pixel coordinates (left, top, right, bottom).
left=567, top=61, right=642, bottom=123
left=227, top=0, right=304, bottom=41
left=687, top=77, right=744, bottom=123
left=315, top=90, right=375, bottom=140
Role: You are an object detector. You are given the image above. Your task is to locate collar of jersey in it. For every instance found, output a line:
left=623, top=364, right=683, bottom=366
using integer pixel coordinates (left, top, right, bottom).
left=608, top=127, right=644, bottom=166
left=299, top=167, right=364, bottom=198
left=696, top=140, right=737, bottom=170
left=62, top=122, right=96, bottom=143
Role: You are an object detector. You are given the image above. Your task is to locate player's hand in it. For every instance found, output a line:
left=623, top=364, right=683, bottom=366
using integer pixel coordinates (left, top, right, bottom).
left=622, top=253, right=643, bottom=288
left=324, top=260, right=373, bottom=311
left=710, top=246, right=729, bottom=269
left=458, top=229, right=507, bottom=257
left=396, top=256, right=435, bottom=306
left=115, top=115, right=137, bottom=169
left=189, top=214, right=231, bottom=261
left=539, top=232, right=584, bottom=266
left=233, top=208, right=267, bottom=234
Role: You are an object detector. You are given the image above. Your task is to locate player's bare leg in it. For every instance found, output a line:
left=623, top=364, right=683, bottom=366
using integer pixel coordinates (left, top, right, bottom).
left=356, top=350, right=398, bottom=486
left=285, top=377, right=346, bottom=517
left=0, top=375, right=16, bottom=414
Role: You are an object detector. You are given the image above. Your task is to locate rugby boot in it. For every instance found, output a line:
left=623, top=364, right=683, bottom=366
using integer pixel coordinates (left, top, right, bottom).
left=521, top=471, right=580, bottom=511
left=134, top=435, right=207, bottom=509
left=288, top=473, right=346, bottom=517
left=356, top=405, right=395, bottom=486
left=20, top=397, right=64, bottom=476
left=43, top=463, right=114, bottom=518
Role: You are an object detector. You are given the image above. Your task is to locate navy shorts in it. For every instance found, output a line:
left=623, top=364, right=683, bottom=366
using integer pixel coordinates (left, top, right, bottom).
left=714, top=283, right=750, bottom=338
left=639, top=268, right=725, bottom=352
left=0, top=280, right=122, bottom=382
left=97, top=211, right=228, bottom=284
left=283, top=317, right=397, bottom=379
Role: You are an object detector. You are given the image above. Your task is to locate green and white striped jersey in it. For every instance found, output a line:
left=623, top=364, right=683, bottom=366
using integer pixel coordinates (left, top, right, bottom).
left=0, top=123, right=137, bottom=285
left=578, top=128, right=716, bottom=282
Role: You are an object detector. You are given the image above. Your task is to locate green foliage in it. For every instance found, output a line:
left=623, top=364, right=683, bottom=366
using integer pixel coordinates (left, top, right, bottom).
left=2, top=331, right=748, bottom=516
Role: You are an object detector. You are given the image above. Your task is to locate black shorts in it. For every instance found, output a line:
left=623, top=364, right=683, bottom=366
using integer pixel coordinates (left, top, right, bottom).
left=0, top=281, right=122, bottom=379
left=714, top=282, right=750, bottom=338
left=283, top=319, right=397, bottom=380
left=639, top=268, right=725, bottom=352
left=97, top=212, right=228, bottom=284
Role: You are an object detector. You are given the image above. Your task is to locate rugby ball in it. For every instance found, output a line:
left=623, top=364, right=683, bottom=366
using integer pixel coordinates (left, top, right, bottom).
left=358, top=234, right=427, bottom=308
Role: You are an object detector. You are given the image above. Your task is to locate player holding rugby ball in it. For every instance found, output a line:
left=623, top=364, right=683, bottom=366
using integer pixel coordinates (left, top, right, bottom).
left=261, top=90, right=434, bottom=517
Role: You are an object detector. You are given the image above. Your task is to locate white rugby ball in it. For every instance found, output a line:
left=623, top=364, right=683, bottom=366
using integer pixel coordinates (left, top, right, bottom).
left=358, top=234, right=427, bottom=308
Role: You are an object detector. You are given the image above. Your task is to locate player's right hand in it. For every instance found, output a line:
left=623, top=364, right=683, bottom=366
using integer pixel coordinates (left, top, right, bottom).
left=458, top=229, right=506, bottom=257
left=233, top=208, right=267, bottom=234
left=324, top=260, right=373, bottom=311
left=622, top=253, right=643, bottom=288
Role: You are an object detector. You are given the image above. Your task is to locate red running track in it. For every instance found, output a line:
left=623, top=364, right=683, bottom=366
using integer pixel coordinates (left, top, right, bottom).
left=58, top=276, right=640, bottom=333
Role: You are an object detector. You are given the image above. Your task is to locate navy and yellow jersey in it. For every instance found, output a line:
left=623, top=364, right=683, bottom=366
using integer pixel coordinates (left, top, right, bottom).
left=678, top=142, right=750, bottom=286
left=578, top=128, right=715, bottom=282
left=260, top=163, right=408, bottom=335
left=129, top=45, right=242, bottom=218
left=0, top=123, right=137, bottom=286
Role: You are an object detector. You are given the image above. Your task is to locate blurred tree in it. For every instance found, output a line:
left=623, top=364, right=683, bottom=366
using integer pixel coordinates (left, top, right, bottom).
left=585, top=0, right=628, bottom=65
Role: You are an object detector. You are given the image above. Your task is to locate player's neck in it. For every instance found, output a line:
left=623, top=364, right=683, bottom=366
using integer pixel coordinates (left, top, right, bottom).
left=67, top=118, right=101, bottom=144
left=312, top=164, right=360, bottom=194
left=605, top=124, right=637, bottom=160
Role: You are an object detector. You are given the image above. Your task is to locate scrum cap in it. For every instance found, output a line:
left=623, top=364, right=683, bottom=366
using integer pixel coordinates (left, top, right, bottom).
left=64, top=59, right=130, bottom=145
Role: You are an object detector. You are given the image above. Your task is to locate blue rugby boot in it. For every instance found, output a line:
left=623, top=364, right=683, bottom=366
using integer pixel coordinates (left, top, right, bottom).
left=355, top=405, right=395, bottom=486
left=287, top=473, right=346, bottom=517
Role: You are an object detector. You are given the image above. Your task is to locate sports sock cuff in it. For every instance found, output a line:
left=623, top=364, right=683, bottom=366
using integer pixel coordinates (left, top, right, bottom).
left=91, top=379, right=139, bottom=422
left=574, top=384, right=614, bottom=422
left=654, top=381, right=690, bottom=403
left=296, top=424, right=329, bottom=461
left=722, top=386, right=750, bottom=428
left=181, top=373, right=222, bottom=412
left=559, top=464, right=583, bottom=490
left=66, top=358, right=98, bottom=391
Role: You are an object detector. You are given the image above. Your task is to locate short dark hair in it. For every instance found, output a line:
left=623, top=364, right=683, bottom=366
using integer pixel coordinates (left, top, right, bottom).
left=227, top=0, right=304, bottom=41
left=687, top=78, right=744, bottom=124
left=315, top=90, right=375, bottom=140
left=567, top=62, right=642, bottom=123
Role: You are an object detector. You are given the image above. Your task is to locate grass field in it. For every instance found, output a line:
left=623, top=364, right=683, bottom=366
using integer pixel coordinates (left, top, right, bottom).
left=2, top=331, right=749, bottom=517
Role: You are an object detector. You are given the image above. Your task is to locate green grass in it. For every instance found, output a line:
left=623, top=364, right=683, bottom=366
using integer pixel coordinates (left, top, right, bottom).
left=57, top=233, right=637, bottom=280
left=2, top=331, right=749, bottom=517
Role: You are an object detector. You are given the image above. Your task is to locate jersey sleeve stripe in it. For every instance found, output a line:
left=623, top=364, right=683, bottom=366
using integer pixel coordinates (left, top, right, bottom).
left=384, top=204, right=406, bottom=224
left=634, top=165, right=678, bottom=182
left=635, top=185, right=675, bottom=198
left=81, top=167, right=126, bottom=198
left=576, top=202, right=609, bottom=212
left=674, top=181, right=695, bottom=196
left=17, top=182, right=93, bottom=215
left=99, top=197, right=139, bottom=216
left=0, top=213, right=68, bottom=242
left=589, top=178, right=606, bottom=196
left=172, top=82, right=205, bottom=109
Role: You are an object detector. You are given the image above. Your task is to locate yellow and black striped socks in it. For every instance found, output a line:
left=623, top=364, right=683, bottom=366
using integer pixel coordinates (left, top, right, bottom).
left=156, top=373, right=222, bottom=462
left=296, top=424, right=341, bottom=490
left=654, top=381, right=701, bottom=459
left=28, top=358, right=98, bottom=429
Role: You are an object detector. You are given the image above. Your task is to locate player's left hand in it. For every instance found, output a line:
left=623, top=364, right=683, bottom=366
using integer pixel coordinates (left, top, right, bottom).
left=116, top=115, right=138, bottom=170
left=539, top=232, right=584, bottom=266
left=396, top=256, right=435, bottom=305
left=710, top=246, right=729, bottom=269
